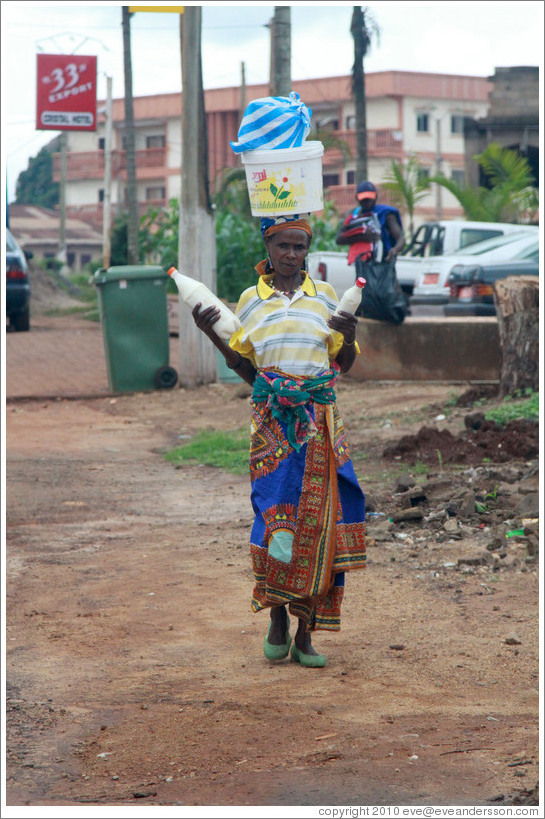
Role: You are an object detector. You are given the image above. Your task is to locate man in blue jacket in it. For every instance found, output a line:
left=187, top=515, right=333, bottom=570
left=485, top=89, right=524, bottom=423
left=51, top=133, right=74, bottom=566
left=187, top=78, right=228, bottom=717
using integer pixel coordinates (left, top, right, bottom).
left=336, top=180, right=405, bottom=264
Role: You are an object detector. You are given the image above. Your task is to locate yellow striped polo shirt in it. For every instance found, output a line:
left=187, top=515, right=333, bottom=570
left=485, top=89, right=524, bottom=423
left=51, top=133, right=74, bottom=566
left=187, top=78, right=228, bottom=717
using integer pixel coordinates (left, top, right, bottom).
left=229, top=271, right=359, bottom=377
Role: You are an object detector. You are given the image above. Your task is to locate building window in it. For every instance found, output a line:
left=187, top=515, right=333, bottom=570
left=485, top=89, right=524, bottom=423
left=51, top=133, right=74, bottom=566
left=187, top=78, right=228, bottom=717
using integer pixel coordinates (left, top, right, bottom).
left=451, top=169, right=465, bottom=186
left=81, top=254, right=92, bottom=267
left=417, top=167, right=431, bottom=183
left=67, top=252, right=76, bottom=268
left=98, top=137, right=105, bottom=150
left=346, top=170, right=356, bottom=185
left=416, top=113, right=429, bottom=133
left=98, top=189, right=105, bottom=202
left=451, top=115, right=465, bottom=134
left=346, top=115, right=355, bottom=130
left=146, top=135, right=165, bottom=149
left=323, top=173, right=340, bottom=188
left=146, top=185, right=166, bottom=201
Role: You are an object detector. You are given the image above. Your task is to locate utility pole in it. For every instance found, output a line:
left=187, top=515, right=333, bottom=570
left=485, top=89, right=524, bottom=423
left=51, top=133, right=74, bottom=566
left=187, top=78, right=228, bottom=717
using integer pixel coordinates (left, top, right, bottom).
left=122, top=7, right=139, bottom=264
left=270, top=6, right=291, bottom=96
left=435, top=116, right=443, bottom=220
left=58, top=132, right=67, bottom=272
left=102, top=75, right=113, bottom=269
left=178, top=5, right=216, bottom=387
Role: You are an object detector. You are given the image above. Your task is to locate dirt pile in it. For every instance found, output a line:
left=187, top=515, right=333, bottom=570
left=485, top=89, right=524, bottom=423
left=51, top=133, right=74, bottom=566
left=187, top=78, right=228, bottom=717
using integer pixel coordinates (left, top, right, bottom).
left=29, top=263, right=86, bottom=314
left=382, top=417, right=539, bottom=466
left=381, top=381, right=538, bottom=466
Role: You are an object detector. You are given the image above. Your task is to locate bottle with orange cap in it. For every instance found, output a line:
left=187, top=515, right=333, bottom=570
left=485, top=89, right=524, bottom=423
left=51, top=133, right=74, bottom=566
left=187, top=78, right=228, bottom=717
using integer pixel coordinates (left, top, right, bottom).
left=166, top=266, right=241, bottom=339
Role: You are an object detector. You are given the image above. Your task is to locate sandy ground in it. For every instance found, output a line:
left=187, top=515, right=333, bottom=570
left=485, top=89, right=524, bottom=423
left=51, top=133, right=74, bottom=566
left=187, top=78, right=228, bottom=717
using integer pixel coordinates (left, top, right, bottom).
left=5, top=360, right=540, bottom=810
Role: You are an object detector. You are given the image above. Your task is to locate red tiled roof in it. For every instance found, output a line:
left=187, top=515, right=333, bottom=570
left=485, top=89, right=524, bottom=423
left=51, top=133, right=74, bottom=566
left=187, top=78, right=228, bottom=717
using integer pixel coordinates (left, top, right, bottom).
left=9, top=204, right=103, bottom=245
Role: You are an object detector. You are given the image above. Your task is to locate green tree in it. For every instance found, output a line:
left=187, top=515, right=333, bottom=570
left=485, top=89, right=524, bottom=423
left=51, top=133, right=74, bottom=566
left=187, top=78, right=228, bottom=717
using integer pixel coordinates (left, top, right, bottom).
left=108, top=212, right=150, bottom=267
left=140, top=198, right=180, bottom=267
left=15, top=145, right=59, bottom=209
left=138, top=190, right=342, bottom=304
left=430, top=143, right=538, bottom=223
left=381, top=157, right=431, bottom=237
left=350, top=6, right=380, bottom=181
left=307, top=200, right=343, bottom=251
left=138, top=195, right=262, bottom=301
left=214, top=167, right=252, bottom=219
left=215, top=208, right=265, bottom=300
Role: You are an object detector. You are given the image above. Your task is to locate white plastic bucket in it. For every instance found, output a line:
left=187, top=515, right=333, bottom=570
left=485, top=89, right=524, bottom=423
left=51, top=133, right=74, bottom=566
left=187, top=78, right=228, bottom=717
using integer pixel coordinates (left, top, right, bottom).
left=241, top=141, right=324, bottom=216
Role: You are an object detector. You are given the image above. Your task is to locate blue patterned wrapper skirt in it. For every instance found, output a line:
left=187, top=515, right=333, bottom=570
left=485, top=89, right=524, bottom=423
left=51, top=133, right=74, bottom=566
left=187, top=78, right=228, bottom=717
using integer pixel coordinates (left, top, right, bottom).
left=248, top=394, right=367, bottom=631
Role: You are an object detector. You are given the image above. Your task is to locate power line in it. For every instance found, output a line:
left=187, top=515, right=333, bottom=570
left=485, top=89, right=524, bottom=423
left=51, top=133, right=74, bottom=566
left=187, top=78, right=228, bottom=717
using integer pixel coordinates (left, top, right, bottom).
left=5, top=21, right=267, bottom=32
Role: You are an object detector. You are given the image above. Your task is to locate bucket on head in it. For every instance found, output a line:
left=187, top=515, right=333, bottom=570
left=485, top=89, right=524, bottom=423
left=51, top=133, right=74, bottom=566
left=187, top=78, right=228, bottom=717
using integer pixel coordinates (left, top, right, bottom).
left=241, top=141, right=324, bottom=217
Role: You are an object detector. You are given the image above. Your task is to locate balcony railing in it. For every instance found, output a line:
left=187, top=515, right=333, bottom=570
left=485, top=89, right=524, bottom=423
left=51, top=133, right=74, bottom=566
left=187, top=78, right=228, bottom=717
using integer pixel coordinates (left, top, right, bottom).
left=66, top=198, right=167, bottom=230
left=322, top=129, right=404, bottom=165
left=54, top=128, right=404, bottom=189
left=53, top=147, right=166, bottom=181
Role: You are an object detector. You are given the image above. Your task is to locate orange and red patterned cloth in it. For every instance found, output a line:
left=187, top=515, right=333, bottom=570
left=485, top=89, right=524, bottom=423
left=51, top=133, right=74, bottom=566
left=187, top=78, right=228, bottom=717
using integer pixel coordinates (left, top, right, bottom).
left=249, top=366, right=367, bottom=632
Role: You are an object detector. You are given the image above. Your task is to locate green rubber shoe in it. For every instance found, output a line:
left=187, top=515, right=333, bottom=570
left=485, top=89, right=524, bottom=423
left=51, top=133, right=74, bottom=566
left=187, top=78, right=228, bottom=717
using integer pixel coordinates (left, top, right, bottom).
left=290, top=643, right=327, bottom=668
left=263, top=615, right=291, bottom=661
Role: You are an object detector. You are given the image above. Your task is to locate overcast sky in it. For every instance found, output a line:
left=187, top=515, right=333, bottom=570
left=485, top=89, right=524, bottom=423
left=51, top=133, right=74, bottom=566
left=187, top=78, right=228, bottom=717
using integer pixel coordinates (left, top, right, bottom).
left=1, top=0, right=543, bottom=202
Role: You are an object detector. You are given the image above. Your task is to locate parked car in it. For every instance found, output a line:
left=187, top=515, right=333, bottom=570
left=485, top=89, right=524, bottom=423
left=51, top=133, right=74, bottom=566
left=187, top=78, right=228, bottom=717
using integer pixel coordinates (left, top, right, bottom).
left=6, top=227, right=32, bottom=331
left=307, top=220, right=536, bottom=301
left=444, top=259, right=539, bottom=317
left=409, top=228, right=539, bottom=311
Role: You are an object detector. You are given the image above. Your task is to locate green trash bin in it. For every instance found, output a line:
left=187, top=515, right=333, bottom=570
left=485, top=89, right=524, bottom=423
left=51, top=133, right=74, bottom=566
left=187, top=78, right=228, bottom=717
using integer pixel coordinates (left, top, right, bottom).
left=94, top=265, right=178, bottom=393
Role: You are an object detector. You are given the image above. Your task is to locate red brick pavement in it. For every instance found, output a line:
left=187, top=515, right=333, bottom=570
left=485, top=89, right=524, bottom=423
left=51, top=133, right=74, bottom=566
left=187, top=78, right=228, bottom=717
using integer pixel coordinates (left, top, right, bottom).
left=5, top=314, right=181, bottom=400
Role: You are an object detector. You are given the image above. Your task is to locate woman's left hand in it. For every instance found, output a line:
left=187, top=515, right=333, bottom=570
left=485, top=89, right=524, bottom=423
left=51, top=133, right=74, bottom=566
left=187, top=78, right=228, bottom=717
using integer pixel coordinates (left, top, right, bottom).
left=328, top=310, right=357, bottom=346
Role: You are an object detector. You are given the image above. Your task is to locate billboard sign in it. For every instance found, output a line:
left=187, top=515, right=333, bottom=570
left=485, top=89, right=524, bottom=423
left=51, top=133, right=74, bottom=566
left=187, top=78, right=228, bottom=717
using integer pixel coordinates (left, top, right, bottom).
left=36, top=54, right=97, bottom=131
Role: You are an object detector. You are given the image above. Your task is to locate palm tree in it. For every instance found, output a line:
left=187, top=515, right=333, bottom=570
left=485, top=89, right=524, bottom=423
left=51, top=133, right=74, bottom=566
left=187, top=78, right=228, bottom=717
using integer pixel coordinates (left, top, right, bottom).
left=350, top=6, right=380, bottom=181
left=430, top=143, right=538, bottom=223
left=477, top=143, right=538, bottom=223
left=381, top=157, right=431, bottom=237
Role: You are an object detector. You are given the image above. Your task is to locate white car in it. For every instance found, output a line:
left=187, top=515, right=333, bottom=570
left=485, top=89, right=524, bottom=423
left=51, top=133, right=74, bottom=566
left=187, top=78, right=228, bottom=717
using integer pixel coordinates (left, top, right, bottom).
left=409, top=229, right=539, bottom=310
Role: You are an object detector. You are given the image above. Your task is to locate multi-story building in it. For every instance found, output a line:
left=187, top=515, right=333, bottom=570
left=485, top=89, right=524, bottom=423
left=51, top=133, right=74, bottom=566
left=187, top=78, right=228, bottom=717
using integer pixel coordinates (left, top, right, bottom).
left=464, top=66, right=539, bottom=189
left=53, top=70, right=493, bottom=234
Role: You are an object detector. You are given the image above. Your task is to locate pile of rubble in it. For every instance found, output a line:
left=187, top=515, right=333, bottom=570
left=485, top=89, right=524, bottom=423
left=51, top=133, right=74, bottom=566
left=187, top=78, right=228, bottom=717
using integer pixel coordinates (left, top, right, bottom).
left=365, top=458, right=539, bottom=571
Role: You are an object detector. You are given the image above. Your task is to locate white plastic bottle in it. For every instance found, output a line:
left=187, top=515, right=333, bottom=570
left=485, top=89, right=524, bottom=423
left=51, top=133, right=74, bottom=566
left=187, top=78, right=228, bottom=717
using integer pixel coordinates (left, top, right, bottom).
left=333, top=276, right=366, bottom=316
left=167, top=266, right=242, bottom=340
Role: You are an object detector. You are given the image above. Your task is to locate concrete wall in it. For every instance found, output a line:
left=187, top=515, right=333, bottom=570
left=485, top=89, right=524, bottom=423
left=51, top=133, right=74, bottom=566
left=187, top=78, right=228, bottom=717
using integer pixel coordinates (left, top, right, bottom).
left=350, top=317, right=500, bottom=382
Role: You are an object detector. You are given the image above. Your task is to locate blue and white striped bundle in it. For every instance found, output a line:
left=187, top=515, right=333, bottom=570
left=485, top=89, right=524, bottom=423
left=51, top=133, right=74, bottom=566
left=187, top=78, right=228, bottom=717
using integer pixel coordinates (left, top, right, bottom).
left=230, top=91, right=312, bottom=154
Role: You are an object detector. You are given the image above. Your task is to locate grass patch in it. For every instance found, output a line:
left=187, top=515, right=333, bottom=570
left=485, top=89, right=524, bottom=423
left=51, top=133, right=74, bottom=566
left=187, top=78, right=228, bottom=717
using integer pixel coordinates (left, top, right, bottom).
left=485, top=389, right=539, bottom=424
left=412, top=460, right=430, bottom=476
left=164, top=428, right=250, bottom=474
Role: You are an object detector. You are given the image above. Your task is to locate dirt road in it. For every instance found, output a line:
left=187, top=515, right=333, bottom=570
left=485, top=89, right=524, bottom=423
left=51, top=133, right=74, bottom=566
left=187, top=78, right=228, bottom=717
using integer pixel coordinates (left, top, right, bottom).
left=5, top=353, right=540, bottom=810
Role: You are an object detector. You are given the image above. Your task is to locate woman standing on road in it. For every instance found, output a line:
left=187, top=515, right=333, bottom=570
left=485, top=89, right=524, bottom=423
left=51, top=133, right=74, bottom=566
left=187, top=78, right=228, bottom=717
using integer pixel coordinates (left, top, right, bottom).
left=192, top=215, right=367, bottom=668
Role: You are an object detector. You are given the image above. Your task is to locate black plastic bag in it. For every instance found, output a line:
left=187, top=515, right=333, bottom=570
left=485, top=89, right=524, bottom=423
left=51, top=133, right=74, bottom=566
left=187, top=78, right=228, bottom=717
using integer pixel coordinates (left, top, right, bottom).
left=355, top=258, right=408, bottom=324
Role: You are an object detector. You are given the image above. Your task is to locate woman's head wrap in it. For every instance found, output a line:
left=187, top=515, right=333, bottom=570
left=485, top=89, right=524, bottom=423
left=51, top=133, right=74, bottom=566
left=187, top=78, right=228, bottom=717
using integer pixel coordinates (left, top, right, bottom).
left=260, top=214, right=313, bottom=239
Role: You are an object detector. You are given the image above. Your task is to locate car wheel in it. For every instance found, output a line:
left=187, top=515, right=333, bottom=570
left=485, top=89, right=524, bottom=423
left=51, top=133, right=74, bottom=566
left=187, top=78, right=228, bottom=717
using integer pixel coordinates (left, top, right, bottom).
left=12, top=307, right=30, bottom=332
left=154, top=365, right=178, bottom=390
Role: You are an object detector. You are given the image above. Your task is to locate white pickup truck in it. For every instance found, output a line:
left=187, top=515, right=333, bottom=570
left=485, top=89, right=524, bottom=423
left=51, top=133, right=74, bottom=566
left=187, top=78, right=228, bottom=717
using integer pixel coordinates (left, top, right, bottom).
left=307, top=220, right=533, bottom=300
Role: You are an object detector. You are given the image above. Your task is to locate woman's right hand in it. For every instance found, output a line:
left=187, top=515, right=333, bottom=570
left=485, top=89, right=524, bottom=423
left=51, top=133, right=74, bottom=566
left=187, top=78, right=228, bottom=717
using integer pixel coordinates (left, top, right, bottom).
left=192, top=302, right=221, bottom=339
